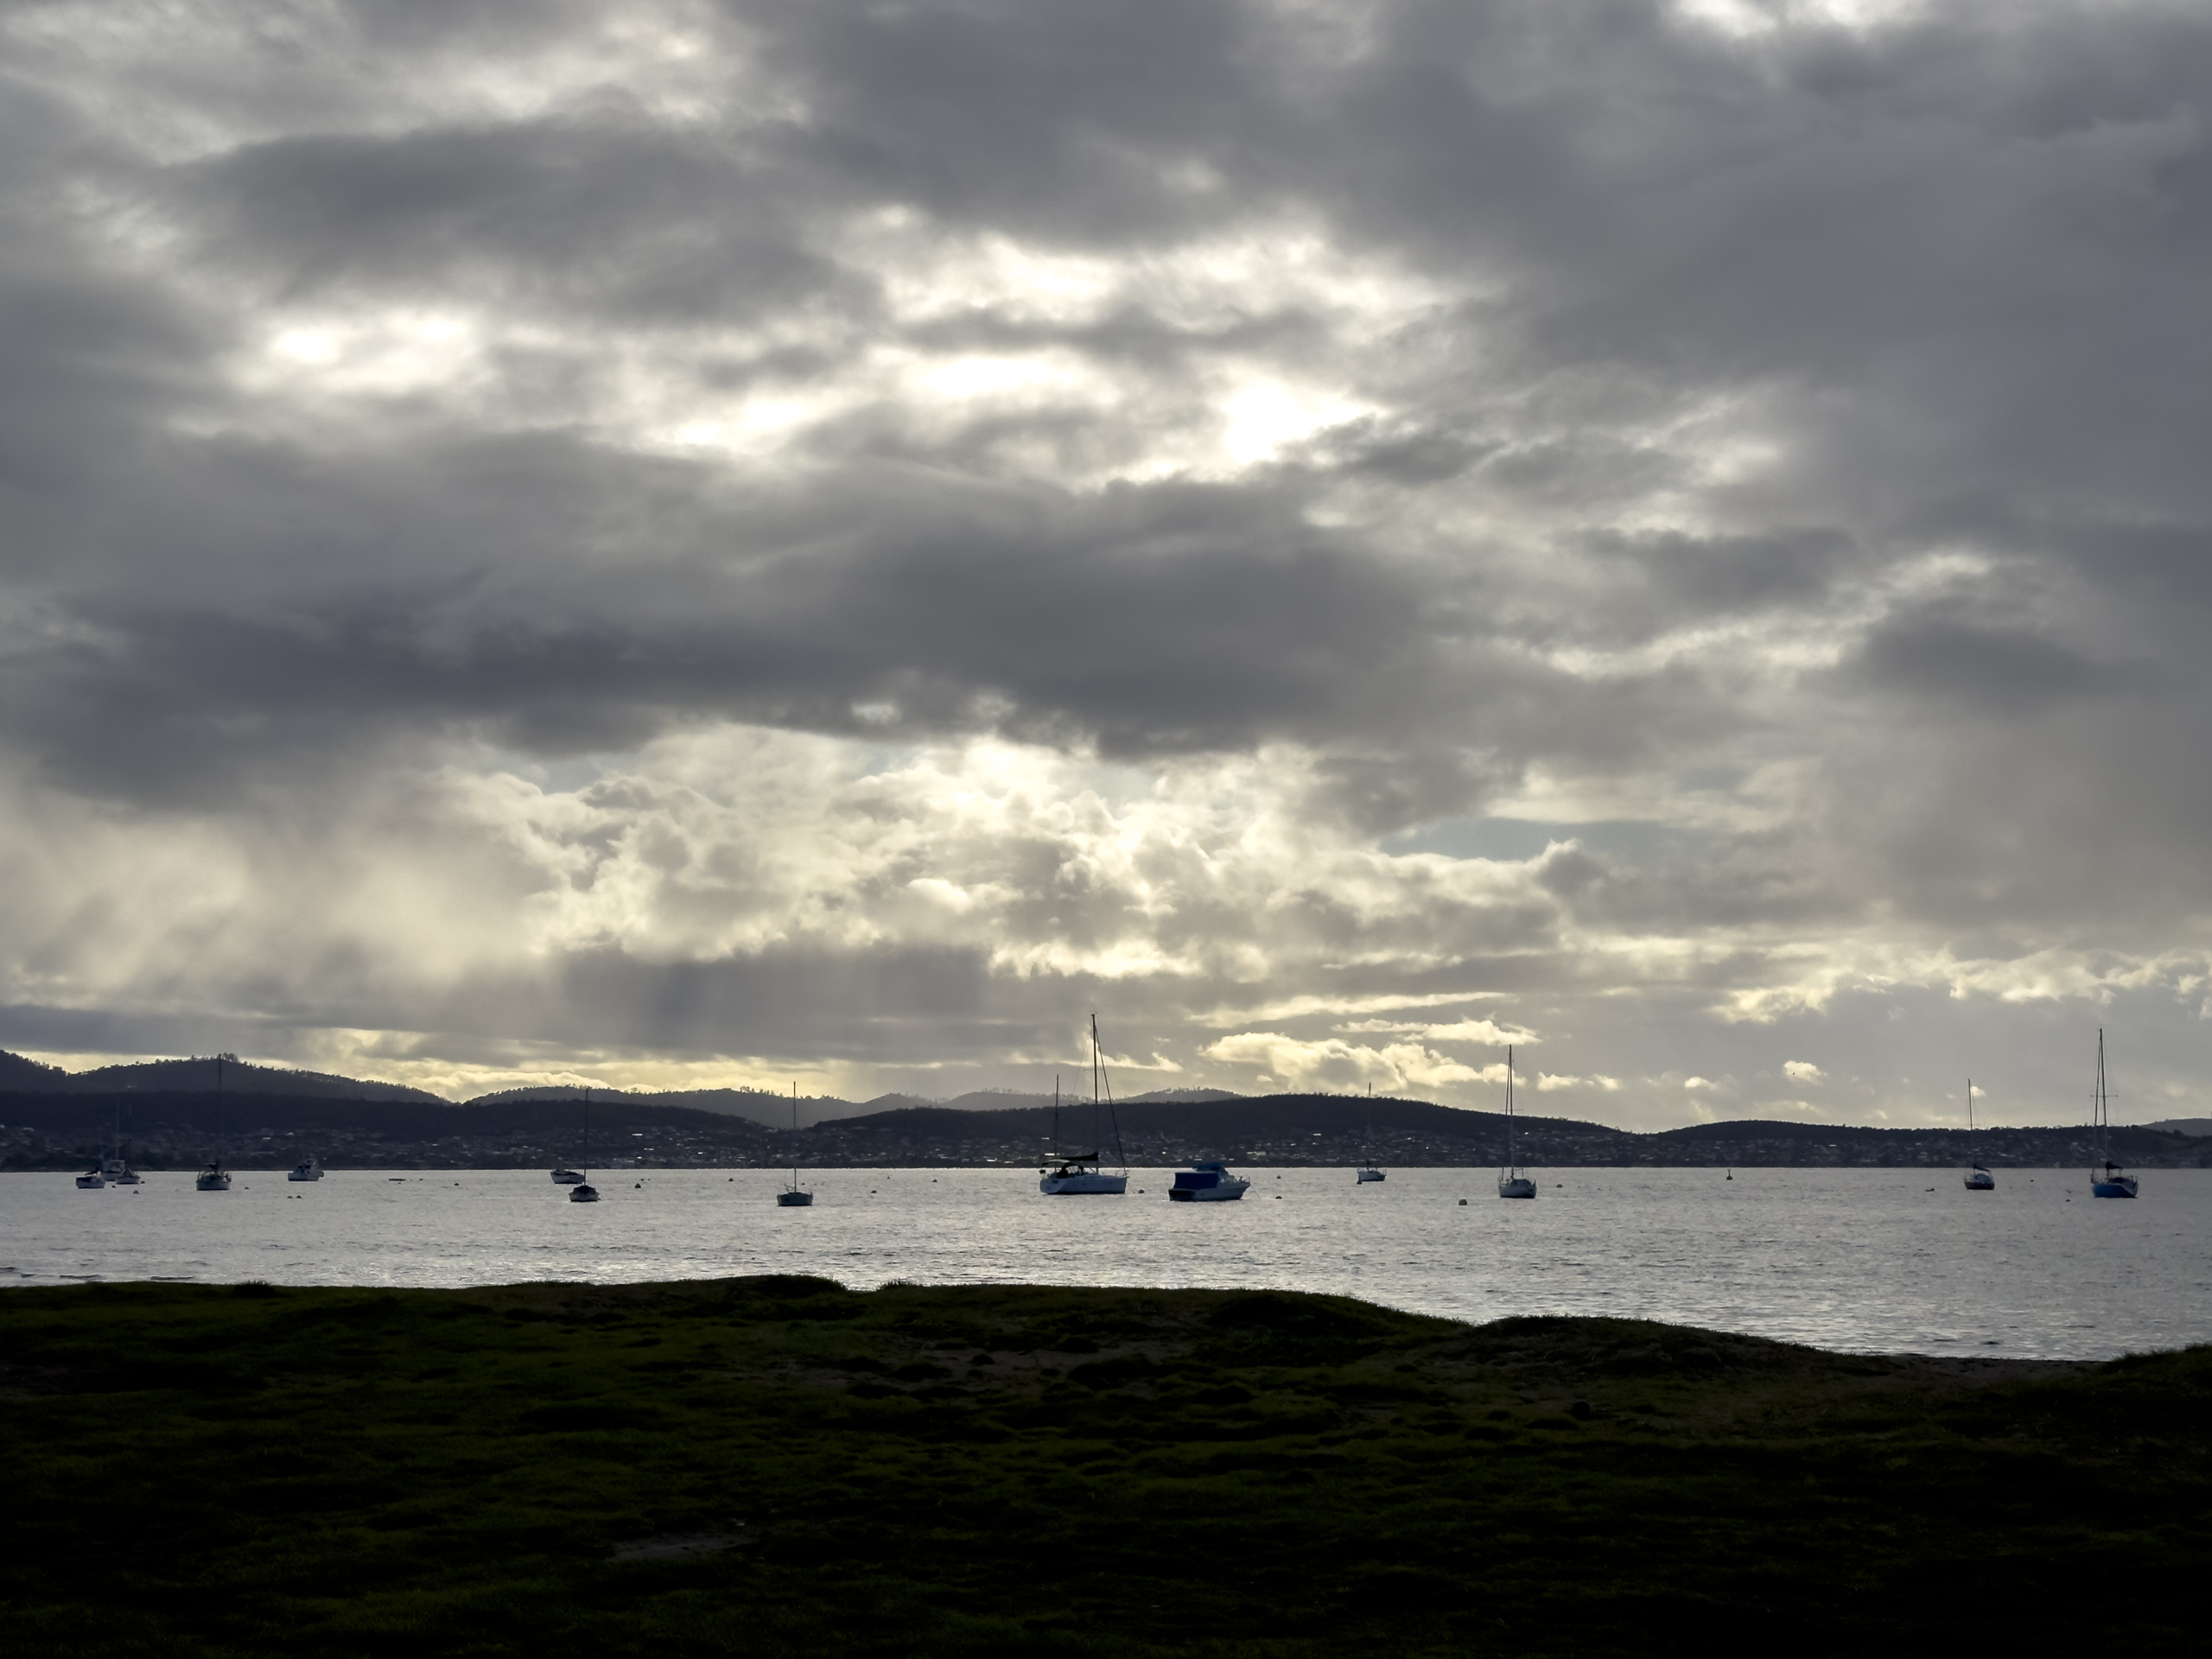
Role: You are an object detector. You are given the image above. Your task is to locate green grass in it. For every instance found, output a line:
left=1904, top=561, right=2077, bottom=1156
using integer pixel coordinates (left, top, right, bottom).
left=3, top=1277, right=2206, bottom=1655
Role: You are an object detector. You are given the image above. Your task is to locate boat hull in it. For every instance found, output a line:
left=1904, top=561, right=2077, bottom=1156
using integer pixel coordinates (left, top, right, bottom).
left=775, top=1190, right=815, bottom=1206
left=1356, top=1168, right=1385, bottom=1183
left=195, top=1173, right=231, bottom=1192
left=2092, top=1179, right=2139, bottom=1198
left=74, top=1173, right=104, bottom=1188
left=1498, top=1178, right=1537, bottom=1198
left=568, top=1184, right=600, bottom=1203
left=1040, top=1172, right=1127, bottom=1194
left=1964, top=1171, right=1995, bottom=1190
left=550, top=1169, right=585, bottom=1185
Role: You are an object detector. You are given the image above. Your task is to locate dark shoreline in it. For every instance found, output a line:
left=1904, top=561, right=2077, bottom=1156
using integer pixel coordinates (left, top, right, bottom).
left=3, top=1276, right=2206, bottom=1655
left=7, top=1086, right=2209, bottom=1172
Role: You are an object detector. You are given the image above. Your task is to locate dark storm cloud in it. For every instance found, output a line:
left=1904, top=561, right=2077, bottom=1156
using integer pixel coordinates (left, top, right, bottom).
left=10, top=0, right=2209, bottom=777
left=7, top=0, right=2212, bottom=1105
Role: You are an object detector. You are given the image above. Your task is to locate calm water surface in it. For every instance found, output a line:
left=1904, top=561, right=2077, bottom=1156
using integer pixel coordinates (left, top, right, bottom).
left=6, top=1166, right=2207, bottom=1360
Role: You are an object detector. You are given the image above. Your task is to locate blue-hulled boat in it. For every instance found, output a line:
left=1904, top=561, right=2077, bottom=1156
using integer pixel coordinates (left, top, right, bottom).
left=1963, top=1080, right=1994, bottom=1190
left=569, top=1088, right=601, bottom=1203
left=2088, top=1031, right=2138, bottom=1198
left=776, top=1082, right=813, bottom=1207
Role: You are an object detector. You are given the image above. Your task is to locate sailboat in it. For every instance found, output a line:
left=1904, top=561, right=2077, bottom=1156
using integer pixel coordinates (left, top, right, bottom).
left=1356, top=1084, right=1385, bottom=1182
left=1039, top=1016, right=1129, bottom=1195
left=568, top=1089, right=600, bottom=1203
left=103, top=1099, right=142, bottom=1185
left=2088, top=1030, right=2138, bottom=1198
left=776, top=1083, right=813, bottom=1206
left=1963, top=1080, right=1995, bottom=1190
left=195, top=1055, right=232, bottom=1192
left=1497, top=1046, right=1535, bottom=1198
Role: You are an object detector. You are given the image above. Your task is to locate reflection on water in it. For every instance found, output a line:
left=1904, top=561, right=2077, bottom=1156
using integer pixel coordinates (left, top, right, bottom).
left=4, top=1166, right=2206, bottom=1360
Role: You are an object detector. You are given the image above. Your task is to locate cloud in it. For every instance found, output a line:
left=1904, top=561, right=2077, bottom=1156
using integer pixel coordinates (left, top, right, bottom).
left=1783, top=1060, right=1826, bottom=1084
left=1336, top=1016, right=1536, bottom=1045
left=3, top=1, right=2212, bottom=1121
left=1201, top=1032, right=1489, bottom=1095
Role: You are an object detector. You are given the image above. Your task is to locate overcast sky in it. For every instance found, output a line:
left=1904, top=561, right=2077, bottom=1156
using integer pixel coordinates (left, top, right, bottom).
left=3, top=0, right=2210, bottom=1125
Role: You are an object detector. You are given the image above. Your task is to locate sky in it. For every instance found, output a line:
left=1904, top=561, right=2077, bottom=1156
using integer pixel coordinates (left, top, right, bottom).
left=3, top=0, right=2211, bottom=1126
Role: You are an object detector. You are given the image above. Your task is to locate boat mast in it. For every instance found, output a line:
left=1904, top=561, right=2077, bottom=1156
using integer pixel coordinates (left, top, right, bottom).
left=1504, top=1044, right=1514, bottom=1176
left=2094, top=1029, right=2107, bottom=1169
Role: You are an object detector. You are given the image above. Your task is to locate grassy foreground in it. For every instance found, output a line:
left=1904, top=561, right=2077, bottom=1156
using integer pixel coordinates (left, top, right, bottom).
left=3, top=1278, right=2207, bottom=1656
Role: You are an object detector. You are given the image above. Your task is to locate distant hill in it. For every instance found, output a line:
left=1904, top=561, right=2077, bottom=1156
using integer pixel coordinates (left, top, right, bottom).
left=457, top=1084, right=932, bottom=1130
left=0, top=1051, right=444, bottom=1103
left=0, top=1049, right=68, bottom=1090
left=2145, top=1117, right=2212, bottom=1137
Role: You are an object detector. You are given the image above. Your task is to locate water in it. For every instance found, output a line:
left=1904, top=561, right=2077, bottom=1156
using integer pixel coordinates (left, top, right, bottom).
left=5, top=1166, right=2207, bottom=1360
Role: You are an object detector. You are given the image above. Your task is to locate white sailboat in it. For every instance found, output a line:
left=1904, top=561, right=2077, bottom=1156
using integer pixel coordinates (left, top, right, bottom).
left=1039, top=1016, right=1128, bottom=1195
left=1497, top=1046, right=1535, bottom=1199
left=103, top=1100, right=142, bottom=1185
left=776, top=1082, right=813, bottom=1206
left=1963, top=1080, right=1994, bottom=1190
left=195, top=1055, right=232, bottom=1192
left=2088, top=1031, right=2138, bottom=1199
left=1357, top=1084, right=1385, bottom=1182
left=568, top=1089, right=600, bottom=1203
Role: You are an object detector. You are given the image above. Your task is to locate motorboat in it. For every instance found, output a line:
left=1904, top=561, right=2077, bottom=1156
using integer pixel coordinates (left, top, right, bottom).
left=75, top=1168, right=105, bottom=1189
left=1356, top=1166, right=1386, bottom=1183
left=1039, top=1018, right=1129, bottom=1195
left=550, top=1168, right=585, bottom=1185
left=2088, top=1031, right=2139, bottom=1198
left=195, top=1162, right=232, bottom=1192
left=1167, top=1161, right=1250, bottom=1201
left=1497, top=1046, right=1536, bottom=1198
left=287, top=1155, right=323, bottom=1182
left=1963, top=1079, right=1994, bottom=1190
